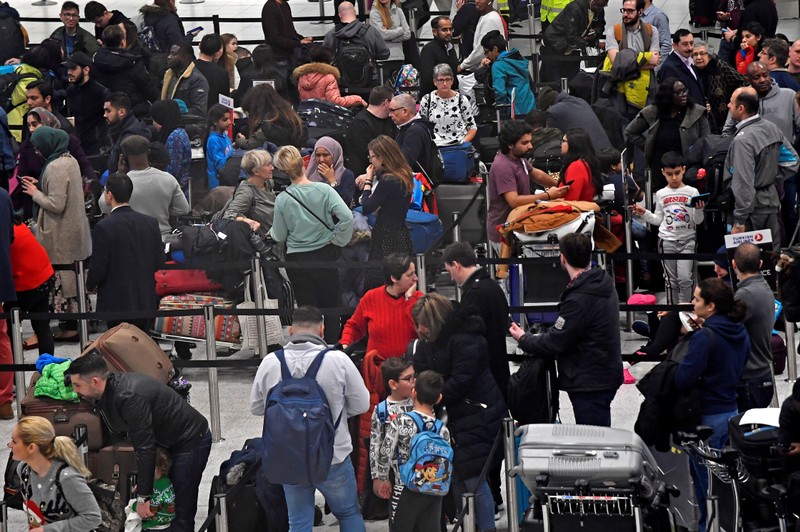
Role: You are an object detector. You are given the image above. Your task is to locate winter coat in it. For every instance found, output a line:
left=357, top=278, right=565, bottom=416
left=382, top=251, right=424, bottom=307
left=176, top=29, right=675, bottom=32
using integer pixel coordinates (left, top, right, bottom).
left=625, top=103, right=710, bottom=168
left=547, top=91, right=613, bottom=152
left=161, top=62, right=210, bottom=117
left=34, top=360, right=79, bottom=402
left=93, top=48, right=159, bottom=118
left=139, top=4, right=185, bottom=53
left=95, top=372, right=209, bottom=498
left=491, top=48, right=535, bottom=116
left=395, top=117, right=435, bottom=176
left=369, top=5, right=411, bottom=61
left=657, top=52, right=705, bottom=106
left=517, top=267, right=623, bottom=393
left=293, top=62, right=364, bottom=108
left=48, top=25, right=99, bottom=58
left=696, top=56, right=747, bottom=133
left=106, top=114, right=152, bottom=174
left=413, top=307, right=507, bottom=479
left=357, top=349, right=386, bottom=492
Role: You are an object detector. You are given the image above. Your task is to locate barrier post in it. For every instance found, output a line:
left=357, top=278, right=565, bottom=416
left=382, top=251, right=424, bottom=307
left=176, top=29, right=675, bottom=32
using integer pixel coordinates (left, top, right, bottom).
left=560, top=77, right=569, bottom=92
left=644, top=168, right=653, bottom=212
left=462, top=493, right=477, bottom=532
left=31, top=0, right=56, bottom=5
left=11, top=308, right=25, bottom=420
left=786, top=319, right=797, bottom=382
left=250, top=256, right=269, bottom=357
left=214, top=493, right=229, bottom=532
left=452, top=212, right=462, bottom=302
left=75, top=260, right=89, bottom=348
left=621, top=148, right=634, bottom=330
left=204, top=305, right=223, bottom=442
left=212, top=14, right=221, bottom=35
left=0, top=500, right=7, bottom=532
left=415, top=253, right=427, bottom=294
left=503, top=418, right=520, bottom=532
left=179, top=0, right=205, bottom=5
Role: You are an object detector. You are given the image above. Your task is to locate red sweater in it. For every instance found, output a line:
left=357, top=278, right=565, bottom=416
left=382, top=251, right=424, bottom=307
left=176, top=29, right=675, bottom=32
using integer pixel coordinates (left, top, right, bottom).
left=339, top=286, right=422, bottom=359
left=10, top=224, right=53, bottom=292
left=563, top=160, right=597, bottom=202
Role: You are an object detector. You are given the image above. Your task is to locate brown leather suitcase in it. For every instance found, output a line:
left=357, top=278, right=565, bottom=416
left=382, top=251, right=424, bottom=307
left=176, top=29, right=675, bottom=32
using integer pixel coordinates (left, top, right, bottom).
left=88, top=444, right=139, bottom=502
left=80, top=323, right=173, bottom=383
left=20, top=373, right=106, bottom=450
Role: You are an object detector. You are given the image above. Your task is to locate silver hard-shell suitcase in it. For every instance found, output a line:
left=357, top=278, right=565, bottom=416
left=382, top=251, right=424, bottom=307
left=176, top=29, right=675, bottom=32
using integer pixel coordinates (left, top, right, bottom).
left=515, top=424, right=659, bottom=490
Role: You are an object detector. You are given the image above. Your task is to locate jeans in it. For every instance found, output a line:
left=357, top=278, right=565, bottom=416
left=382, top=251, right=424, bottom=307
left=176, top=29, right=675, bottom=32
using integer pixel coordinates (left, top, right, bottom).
left=688, top=410, right=737, bottom=532
left=454, top=475, right=495, bottom=532
left=169, top=430, right=212, bottom=532
left=736, top=371, right=775, bottom=411
left=568, top=389, right=617, bottom=427
left=283, top=456, right=365, bottom=532
left=4, top=275, right=55, bottom=357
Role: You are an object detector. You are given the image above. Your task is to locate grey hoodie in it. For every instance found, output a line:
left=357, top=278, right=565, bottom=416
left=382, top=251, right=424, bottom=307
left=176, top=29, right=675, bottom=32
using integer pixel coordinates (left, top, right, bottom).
left=722, top=80, right=800, bottom=142
left=323, top=21, right=390, bottom=61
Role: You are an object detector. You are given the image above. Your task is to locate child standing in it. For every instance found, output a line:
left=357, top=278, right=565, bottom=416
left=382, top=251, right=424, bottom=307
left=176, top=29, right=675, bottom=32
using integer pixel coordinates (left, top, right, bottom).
left=376, top=370, right=451, bottom=532
left=370, top=359, right=415, bottom=523
left=134, top=448, right=176, bottom=530
left=633, top=151, right=705, bottom=304
left=205, top=103, right=233, bottom=190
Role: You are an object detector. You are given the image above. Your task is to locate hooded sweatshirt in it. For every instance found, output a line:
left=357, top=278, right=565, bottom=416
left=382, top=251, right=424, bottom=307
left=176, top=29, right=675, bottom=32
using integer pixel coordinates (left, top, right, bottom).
left=292, top=62, right=364, bottom=108
left=675, top=313, right=750, bottom=415
left=722, top=80, right=800, bottom=143
left=323, top=21, right=390, bottom=62
left=491, top=48, right=536, bottom=115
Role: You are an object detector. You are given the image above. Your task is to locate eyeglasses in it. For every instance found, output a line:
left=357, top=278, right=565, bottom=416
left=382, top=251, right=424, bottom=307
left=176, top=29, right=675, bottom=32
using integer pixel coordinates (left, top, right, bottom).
left=692, top=51, right=708, bottom=57
left=620, top=7, right=637, bottom=13
left=434, top=77, right=453, bottom=82
left=60, top=12, right=79, bottom=18
left=673, top=88, right=688, bottom=95
left=398, top=375, right=416, bottom=383
left=388, top=107, right=403, bottom=114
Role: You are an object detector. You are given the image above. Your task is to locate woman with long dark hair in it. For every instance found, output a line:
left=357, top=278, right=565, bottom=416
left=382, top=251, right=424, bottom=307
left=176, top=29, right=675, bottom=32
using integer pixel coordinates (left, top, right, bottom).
left=357, top=135, right=415, bottom=291
left=10, top=416, right=101, bottom=530
left=735, top=21, right=765, bottom=74
left=625, top=77, right=710, bottom=191
left=560, top=128, right=603, bottom=202
left=150, top=99, right=191, bottom=196
left=236, top=83, right=305, bottom=149
left=675, top=277, right=749, bottom=532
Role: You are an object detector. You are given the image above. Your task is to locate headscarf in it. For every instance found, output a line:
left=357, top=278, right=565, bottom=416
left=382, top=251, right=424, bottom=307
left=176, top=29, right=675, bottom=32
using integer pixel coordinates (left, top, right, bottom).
left=150, top=99, right=182, bottom=145
left=30, top=127, right=69, bottom=165
left=306, top=136, right=345, bottom=185
left=29, top=107, right=61, bottom=130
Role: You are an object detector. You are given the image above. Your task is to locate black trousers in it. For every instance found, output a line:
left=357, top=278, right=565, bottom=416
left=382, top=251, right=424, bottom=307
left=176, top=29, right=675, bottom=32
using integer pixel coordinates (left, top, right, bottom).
left=286, top=245, right=341, bottom=344
left=4, top=276, right=55, bottom=357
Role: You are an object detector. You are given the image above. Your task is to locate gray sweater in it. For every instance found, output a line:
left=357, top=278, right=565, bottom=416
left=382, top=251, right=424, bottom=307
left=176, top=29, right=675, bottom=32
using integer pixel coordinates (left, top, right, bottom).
left=735, top=274, right=776, bottom=380
left=18, top=460, right=102, bottom=531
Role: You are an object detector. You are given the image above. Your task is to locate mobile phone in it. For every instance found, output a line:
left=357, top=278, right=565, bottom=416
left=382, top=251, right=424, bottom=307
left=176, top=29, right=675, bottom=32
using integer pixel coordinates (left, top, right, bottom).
left=721, top=28, right=729, bottom=33
left=689, top=193, right=710, bottom=207
left=187, top=26, right=204, bottom=36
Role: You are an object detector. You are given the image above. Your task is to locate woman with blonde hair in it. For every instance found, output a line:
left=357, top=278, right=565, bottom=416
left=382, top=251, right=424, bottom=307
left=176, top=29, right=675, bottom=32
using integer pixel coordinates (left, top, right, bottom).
left=369, top=0, right=413, bottom=63
left=357, top=135, right=414, bottom=291
left=220, top=149, right=276, bottom=238
left=220, top=33, right=239, bottom=91
left=9, top=416, right=101, bottom=530
left=270, top=146, right=354, bottom=342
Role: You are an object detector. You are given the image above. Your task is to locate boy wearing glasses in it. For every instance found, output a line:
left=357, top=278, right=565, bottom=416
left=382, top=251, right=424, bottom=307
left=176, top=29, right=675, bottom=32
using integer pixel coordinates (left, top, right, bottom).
left=50, top=1, right=99, bottom=58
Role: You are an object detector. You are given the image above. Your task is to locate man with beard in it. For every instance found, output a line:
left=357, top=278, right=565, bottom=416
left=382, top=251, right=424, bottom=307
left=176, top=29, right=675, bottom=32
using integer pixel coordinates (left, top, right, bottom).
left=419, top=16, right=459, bottom=96
left=64, top=52, right=110, bottom=155
left=161, top=42, right=209, bottom=116
left=486, top=120, right=570, bottom=253
left=104, top=92, right=151, bottom=174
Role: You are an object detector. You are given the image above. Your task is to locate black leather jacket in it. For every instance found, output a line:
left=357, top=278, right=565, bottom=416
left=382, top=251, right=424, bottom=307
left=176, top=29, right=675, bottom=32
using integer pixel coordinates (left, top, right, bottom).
left=95, top=372, right=208, bottom=497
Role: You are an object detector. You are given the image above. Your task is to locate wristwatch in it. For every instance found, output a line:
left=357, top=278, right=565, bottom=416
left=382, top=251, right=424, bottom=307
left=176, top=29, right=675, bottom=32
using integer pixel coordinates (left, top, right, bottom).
left=137, top=495, right=151, bottom=505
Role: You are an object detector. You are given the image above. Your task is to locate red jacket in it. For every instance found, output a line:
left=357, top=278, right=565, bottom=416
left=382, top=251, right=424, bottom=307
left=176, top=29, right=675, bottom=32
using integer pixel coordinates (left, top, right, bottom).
left=293, top=62, right=365, bottom=108
left=10, top=224, right=53, bottom=292
left=357, top=349, right=386, bottom=492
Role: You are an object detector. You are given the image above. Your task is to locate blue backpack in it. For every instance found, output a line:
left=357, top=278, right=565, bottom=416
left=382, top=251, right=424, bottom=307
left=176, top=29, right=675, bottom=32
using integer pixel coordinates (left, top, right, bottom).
left=398, top=412, right=453, bottom=496
left=261, top=348, right=341, bottom=485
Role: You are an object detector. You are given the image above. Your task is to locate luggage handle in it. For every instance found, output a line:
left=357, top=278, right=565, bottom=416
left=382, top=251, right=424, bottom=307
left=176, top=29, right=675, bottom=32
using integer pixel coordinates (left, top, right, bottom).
left=53, top=409, right=69, bottom=424
left=551, top=450, right=597, bottom=457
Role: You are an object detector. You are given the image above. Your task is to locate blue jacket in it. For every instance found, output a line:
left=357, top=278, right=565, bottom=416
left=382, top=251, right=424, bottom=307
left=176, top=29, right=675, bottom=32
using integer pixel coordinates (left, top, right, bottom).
left=675, top=313, right=749, bottom=415
left=206, top=131, right=233, bottom=189
left=491, top=49, right=536, bottom=116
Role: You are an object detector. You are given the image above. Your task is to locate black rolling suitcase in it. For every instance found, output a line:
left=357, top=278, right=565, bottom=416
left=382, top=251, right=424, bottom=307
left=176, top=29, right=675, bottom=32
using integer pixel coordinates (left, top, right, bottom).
left=727, top=413, right=784, bottom=482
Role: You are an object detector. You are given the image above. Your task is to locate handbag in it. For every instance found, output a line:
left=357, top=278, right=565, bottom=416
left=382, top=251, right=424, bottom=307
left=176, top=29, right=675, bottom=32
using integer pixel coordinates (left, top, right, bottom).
left=238, top=271, right=285, bottom=350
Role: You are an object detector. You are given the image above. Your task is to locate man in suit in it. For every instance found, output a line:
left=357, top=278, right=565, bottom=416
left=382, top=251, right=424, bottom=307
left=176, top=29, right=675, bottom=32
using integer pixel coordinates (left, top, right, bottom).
left=657, top=28, right=705, bottom=105
left=87, top=172, right=164, bottom=333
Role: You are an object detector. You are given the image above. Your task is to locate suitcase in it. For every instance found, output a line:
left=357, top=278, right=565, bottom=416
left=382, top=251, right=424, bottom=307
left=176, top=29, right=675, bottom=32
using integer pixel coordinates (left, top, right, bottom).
left=88, top=444, right=139, bottom=503
left=406, top=210, right=444, bottom=254
left=20, top=373, right=106, bottom=450
left=155, top=293, right=242, bottom=343
left=81, top=323, right=174, bottom=384
left=155, top=264, right=223, bottom=296
left=515, top=424, right=658, bottom=490
left=435, top=183, right=486, bottom=246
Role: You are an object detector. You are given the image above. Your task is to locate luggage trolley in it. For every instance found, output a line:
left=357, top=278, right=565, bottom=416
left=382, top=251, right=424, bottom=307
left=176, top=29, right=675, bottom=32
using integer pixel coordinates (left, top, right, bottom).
left=512, top=424, right=674, bottom=532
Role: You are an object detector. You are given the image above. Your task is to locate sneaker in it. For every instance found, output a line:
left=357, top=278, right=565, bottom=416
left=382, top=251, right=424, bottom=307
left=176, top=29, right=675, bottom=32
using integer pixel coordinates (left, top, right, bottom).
left=623, top=368, right=636, bottom=385
left=632, top=320, right=650, bottom=338
left=494, top=503, right=505, bottom=521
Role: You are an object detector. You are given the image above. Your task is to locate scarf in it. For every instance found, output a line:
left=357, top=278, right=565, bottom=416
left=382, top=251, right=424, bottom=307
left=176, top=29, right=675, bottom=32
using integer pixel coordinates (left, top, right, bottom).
left=306, top=136, right=345, bottom=185
left=29, top=107, right=61, bottom=129
left=30, top=127, right=69, bottom=165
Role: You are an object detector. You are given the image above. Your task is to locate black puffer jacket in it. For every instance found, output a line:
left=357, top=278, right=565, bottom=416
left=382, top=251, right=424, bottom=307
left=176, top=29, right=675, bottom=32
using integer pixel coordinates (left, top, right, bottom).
left=413, top=306, right=507, bottom=479
left=517, top=267, right=623, bottom=393
left=95, top=372, right=209, bottom=498
left=395, top=118, right=435, bottom=177
left=93, top=48, right=159, bottom=118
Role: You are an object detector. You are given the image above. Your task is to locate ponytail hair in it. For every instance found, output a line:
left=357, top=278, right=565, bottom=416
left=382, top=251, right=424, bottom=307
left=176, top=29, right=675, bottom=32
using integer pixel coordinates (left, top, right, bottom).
left=697, top=277, right=746, bottom=322
left=17, top=417, right=91, bottom=478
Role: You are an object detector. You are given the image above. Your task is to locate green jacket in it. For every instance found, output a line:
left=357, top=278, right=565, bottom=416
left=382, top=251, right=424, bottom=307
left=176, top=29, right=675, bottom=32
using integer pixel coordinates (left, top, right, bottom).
left=34, top=361, right=79, bottom=402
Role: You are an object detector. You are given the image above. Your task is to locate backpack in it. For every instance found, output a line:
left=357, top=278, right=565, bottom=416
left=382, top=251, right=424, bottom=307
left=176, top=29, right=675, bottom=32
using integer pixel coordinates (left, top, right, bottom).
left=398, top=412, right=453, bottom=496
left=0, top=68, right=38, bottom=112
left=217, top=148, right=248, bottom=187
left=335, top=25, right=373, bottom=88
left=0, top=4, right=24, bottom=66
left=138, top=16, right=163, bottom=53
left=530, top=138, right=563, bottom=174
left=261, top=348, right=341, bottom=485
left=388, top=64, right=420, bottom=99
left=613, top=22, right=653, bottom=53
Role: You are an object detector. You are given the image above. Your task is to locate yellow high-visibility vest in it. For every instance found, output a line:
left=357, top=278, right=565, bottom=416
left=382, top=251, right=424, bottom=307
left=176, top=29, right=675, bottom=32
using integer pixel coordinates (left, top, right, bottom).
left=541, top=0, right=572, bottom=23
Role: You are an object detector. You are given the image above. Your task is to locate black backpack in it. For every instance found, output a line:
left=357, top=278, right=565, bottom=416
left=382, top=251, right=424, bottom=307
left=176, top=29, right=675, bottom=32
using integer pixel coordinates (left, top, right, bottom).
left=335, top=25, right=373, bottom=88
left=0, top=4, right=23, bottom=66
left=297, top=99, right=355, bottom=130
left=530, top=138, right=562, bottom=174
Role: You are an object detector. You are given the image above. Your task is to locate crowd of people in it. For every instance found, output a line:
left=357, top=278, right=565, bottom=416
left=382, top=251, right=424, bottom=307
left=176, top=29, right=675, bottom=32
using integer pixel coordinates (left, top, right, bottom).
left=0, top=0, right=798, bottom=530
